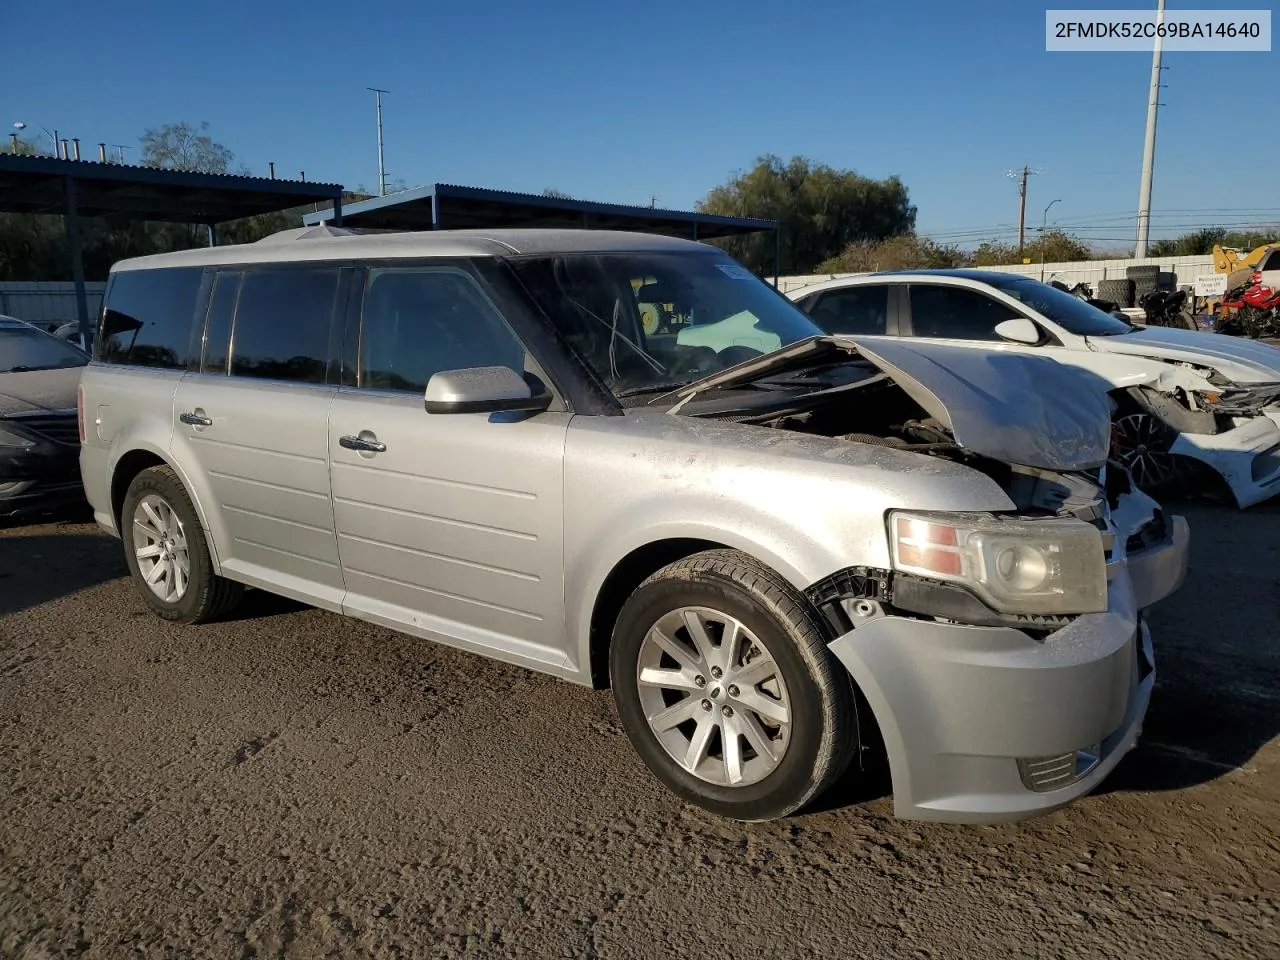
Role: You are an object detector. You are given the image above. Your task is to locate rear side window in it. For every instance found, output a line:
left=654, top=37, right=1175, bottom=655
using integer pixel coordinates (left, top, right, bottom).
left=807, top=286, right=890, bottom=336
left=99, top=267, right=203, bottom=369
left=229, top=267, right=339, bottom=383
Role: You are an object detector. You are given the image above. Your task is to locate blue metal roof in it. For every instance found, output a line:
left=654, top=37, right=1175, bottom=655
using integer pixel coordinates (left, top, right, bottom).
left=303, top=182, right=776, bottom=239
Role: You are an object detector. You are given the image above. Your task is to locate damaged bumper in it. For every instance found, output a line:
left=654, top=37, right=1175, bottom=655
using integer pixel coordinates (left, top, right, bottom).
left=825, top=514, right=1187, bottom=824
left=0, top=414, right=84, bottom=519
left=1170, top=409, right=1280, bottom=508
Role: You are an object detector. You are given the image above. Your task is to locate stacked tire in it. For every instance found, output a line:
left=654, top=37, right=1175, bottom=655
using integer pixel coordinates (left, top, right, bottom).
left=1097, top=278, right=1136, bottom=308
left=1127, top=265, right=1161, bottom=302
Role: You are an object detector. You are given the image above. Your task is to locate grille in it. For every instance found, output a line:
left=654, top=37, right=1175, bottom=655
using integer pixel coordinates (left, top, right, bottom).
left=1018, top=745, right=1101, bottom=793
left=7, top=412, right=79, bottom=446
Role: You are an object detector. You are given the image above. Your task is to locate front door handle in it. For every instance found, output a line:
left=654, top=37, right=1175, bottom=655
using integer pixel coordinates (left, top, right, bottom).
left=179, top=411, right=212, bottom=426
left=339, top=434, right=387, bottom=453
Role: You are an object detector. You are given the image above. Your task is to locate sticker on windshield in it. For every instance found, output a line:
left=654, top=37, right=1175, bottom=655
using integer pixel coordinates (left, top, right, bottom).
left=715, top=263, right=755, bottom=280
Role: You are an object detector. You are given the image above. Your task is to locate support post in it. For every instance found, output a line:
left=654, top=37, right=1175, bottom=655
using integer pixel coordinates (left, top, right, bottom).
left=63, top=178, right=91, bottom=348
left=330, top=196, right=343, bottom=227
left=774, top=228, right=781, bottom=288
left=208, top=224, right=218, bottom=247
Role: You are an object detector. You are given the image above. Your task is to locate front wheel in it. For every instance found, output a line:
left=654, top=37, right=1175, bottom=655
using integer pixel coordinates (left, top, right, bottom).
left=609, top=550, right=857, bottom=821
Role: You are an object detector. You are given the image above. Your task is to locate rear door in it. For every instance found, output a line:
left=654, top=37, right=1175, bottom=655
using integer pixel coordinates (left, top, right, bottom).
left=170, top=264, right=347, bottom=609
left=327, top=261, right=571, bottom=673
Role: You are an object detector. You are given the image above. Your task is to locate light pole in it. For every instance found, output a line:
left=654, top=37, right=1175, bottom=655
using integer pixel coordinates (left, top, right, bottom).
left=12, top=121, right=58, bottom=156
left=1040, top=199, right=1061, bottom=281
left=367, top=87, right=389, bottom=196
left=1135, top=0, right=1167, bottom=257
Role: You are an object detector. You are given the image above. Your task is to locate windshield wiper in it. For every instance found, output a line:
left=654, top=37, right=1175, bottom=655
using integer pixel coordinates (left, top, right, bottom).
left=614, top=382, right=695, bottom=398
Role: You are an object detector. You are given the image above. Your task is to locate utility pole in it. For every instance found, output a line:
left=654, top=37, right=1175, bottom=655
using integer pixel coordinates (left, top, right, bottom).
left=368, top=87, right=389, bottom=196
left=1008, top=165, right=1038, bottom=253
left=1135, top=0, right=1166, bottom=258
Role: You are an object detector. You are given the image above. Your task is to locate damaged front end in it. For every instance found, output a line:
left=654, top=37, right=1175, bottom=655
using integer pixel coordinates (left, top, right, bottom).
left=676, top=335, right=1189, bottom=822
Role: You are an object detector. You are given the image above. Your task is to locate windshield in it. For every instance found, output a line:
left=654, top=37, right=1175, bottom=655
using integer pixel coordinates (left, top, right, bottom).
left=983, top=275, right=1133, bottom=337
left=0, top=324, right=91, bottom=373
left=510, top=252, right=824, bottom=399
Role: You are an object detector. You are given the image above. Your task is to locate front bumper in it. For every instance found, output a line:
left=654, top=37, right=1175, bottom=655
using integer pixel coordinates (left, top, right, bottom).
left=1171, top=410, right=1280, bottom=508
left=827, top=524, right=1186, bottom=824
left=0, top=435, right=84, bottom=519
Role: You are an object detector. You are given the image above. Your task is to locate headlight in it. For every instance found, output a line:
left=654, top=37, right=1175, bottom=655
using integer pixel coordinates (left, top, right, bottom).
left=0, top=423, right=35, bottom=448
left=889, top=511, right=1107, bottom=616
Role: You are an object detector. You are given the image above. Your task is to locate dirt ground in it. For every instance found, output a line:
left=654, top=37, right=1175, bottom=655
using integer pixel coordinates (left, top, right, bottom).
left=1, top=501, right=1277, bottom=960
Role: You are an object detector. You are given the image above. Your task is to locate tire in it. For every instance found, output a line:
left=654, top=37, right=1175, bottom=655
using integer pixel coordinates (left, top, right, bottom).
left=1113, top=388, right=1216, bottom=492
left=609, top=549, right=857, bottom=821
left=1158, top=271, right=1177, bottom=292
left=1127, top=265, right=1160, bottom=302
left=120, top=465, right=243, bottom=624
left=1097, top=278, right=1135, bottom=308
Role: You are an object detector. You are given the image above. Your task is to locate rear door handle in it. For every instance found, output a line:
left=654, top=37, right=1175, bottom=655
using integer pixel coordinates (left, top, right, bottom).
left=179, top=411, right=212, bottom=426
left=339, top=434, right=387, bottom=453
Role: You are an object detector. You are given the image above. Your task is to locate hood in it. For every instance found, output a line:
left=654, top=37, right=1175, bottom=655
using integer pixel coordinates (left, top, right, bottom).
left=846, top=338, right=1112, bottom=472
left=1094, top=326, right=1280, bottom=384
left=0, top=366, right=83, bottom=417
left=667, top=336, right=1112, bottom=472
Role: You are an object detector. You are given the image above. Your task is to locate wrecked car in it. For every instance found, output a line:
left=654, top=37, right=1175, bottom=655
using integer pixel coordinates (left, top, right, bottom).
left=788, top=270, right=1280, bottom=507
left=0, top=315, right=89, bottom=518
left=80, top=229, right=1187, bottom=824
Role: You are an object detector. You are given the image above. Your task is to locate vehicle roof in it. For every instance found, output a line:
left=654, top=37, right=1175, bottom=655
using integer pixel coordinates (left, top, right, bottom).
left=0, top=315, right=33, bottom=328
left=112, top=228, right=717, bottom=272
left=787, top=269, right=1038, bottom=298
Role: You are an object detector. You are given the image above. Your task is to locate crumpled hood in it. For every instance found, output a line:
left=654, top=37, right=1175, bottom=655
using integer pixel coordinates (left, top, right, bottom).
left=845, top=337, right=1112, bottom=472
left=1093, top=326, right=1280, bottom=384
left=0, top=367, right=82, bottom=417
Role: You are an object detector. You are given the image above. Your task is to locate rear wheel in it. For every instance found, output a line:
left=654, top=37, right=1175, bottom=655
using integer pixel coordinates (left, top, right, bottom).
left=121, top=466, right=243, bottom=623
left=610, top=550, right=857, bottom=821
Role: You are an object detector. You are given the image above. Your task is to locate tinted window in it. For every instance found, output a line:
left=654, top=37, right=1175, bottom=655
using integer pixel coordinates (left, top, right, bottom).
left=360, top=267, right=526, bottom=393
left=981, top=275, right=1133, bottom=336
left=99, top=267, right=203, bottom=368
left=908, top=285, right=1018, bottom=340
left=229, top=268, right=339, bottom=383
left=200, top=272, right=240, bottom=374
left=808, top=286, right=890, bottom=335
left=0, top=324, right=90, bottom=373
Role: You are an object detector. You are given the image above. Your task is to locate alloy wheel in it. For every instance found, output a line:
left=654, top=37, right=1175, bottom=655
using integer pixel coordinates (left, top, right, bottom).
left=1113, top=413, right=1178, bottom=488
left=636, top=605, right=792, bottom=787
left=131, top=493, right=191, bottom=603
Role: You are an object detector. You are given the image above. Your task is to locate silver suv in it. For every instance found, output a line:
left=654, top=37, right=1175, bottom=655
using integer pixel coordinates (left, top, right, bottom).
left=79, top=229, right=1189, bottom=823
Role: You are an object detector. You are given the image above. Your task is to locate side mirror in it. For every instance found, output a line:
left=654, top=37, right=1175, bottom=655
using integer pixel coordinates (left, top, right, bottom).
left=994, top=317, right=1043, bottom=345
left=424, top=365, right=552, bottom=415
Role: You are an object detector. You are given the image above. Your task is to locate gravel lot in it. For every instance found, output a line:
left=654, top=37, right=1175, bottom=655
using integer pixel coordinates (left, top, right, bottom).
left=1, top=501, right=1277, bottom=959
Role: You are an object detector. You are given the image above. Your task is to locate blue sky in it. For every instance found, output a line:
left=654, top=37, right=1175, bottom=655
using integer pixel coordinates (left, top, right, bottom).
left=3, top=0, right=1276, bottom=249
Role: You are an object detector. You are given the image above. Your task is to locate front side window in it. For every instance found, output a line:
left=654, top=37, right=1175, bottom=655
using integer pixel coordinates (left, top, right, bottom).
left=981, top=275, right=1132, bottom=337
left=807, top=286, right=890, bottom=336
left=908, top=285, right=1018, bottom=340
left=509, top=252, right=823, bottom=399
left=0, top=324, right=90, bottom=373
left=229, top=267, right=339, bottom=383
left=359, top=266, right=527, bottom=393
left=99, top=267, right=203, bottom=369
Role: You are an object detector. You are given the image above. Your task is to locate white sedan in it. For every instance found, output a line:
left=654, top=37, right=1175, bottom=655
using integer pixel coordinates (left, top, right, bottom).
left=787, top=270, right=1280, bottom=508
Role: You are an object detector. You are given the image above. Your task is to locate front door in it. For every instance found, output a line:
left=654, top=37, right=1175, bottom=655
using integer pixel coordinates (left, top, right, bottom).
left=328, top=262, right=570, bottom=673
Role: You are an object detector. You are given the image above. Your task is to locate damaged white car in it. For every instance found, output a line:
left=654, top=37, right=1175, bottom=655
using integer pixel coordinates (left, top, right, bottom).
left=788, top=270, right=1280, bottom=507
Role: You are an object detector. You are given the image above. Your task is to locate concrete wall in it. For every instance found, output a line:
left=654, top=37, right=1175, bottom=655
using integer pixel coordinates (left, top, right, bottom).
left=0, top=282, right=106, bottom=329
left=776, top=253, right=1217, bottom=295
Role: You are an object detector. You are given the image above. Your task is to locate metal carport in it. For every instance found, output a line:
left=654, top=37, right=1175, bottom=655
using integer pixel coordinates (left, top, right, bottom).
left=0, top=154, right=345, bottom=345
left=302, top=182, right=781, bottom=277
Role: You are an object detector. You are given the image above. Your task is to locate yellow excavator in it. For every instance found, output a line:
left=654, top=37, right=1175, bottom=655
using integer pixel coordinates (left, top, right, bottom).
left=1213, top=241, right=1280, bottom=288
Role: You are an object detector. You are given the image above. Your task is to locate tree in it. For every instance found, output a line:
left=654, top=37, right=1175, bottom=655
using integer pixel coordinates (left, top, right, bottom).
left=139, top=121, right=242, bottom=174
left=697, top=155, right=916, bottom=275
left=541, top=188, right=574, bottom=199
left=970, top=229, right=1091, bottom=266
left=1148, top=226, right=1278, bottom=257
left=818, top=234, right=965, bottom=273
